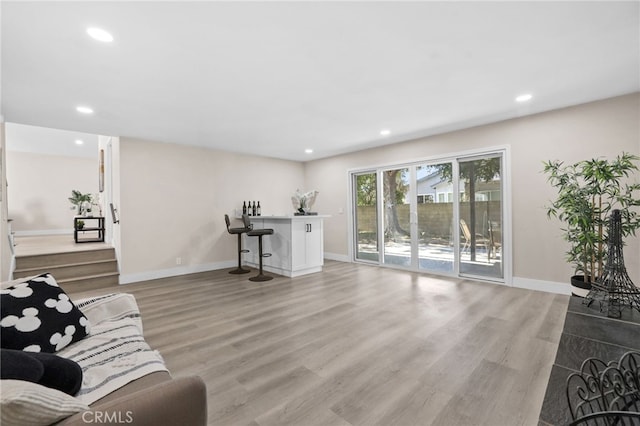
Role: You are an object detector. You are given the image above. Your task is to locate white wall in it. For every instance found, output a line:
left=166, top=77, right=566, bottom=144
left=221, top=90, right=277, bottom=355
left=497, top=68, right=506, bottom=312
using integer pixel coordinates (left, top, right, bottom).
left=6, top=151, right=98, bottom=234
left=118, top=138, right=305, bottom=283
left=305, top=93, right=640, bottom=292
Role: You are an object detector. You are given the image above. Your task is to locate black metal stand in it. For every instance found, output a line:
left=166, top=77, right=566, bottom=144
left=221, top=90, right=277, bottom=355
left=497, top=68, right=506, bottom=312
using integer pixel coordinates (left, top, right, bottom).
left=229, top=233, right=250, bottom=274
left=74, top=216, right=105, bottom=243
left=565, top=351, right=640, bottom=425
left=249, top=233, right=273, bottom=282
left=585, top=210, right=640, bottom=318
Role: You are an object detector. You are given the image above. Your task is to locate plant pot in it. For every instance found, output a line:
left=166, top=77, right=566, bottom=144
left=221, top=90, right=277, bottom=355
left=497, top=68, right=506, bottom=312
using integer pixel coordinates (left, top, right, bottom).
left=570, top=275, right=592, bottom=297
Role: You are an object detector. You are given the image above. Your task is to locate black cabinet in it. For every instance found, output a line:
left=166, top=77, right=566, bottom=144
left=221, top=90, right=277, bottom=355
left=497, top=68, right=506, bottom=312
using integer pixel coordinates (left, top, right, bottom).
left=74, top=216, right=105, bottom=243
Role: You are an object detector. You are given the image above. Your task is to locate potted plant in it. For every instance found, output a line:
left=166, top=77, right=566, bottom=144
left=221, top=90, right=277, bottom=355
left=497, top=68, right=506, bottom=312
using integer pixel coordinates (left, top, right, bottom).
left=68, top=190, right=93, bottom=216
left=543, top=152, right=640, bottom=296
left=76, top=220, right=85, bottom=230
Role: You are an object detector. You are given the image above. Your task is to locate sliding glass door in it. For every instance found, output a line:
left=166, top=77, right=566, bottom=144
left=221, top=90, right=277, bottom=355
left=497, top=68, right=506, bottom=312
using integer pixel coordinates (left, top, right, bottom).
left=382, top=168, right=411, bottom=267
left=416, top=163, right=455, bottom=274
left=353, top=172, right=379, bottom=262
left=351, top=151, right=504, bottom=282
left=458, top=156, right=503, bottom=279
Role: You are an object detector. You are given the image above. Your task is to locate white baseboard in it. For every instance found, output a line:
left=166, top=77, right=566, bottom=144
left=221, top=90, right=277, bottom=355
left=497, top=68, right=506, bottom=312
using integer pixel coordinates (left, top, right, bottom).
left=14, top=229, right=73, bottom=236
left=121, top=255, right=350, bottom=284
left=512, top=276, right=571, bottom=295
left=119, top=261, right=235, bottom=285
left=324, top=252, right=350, bottom=262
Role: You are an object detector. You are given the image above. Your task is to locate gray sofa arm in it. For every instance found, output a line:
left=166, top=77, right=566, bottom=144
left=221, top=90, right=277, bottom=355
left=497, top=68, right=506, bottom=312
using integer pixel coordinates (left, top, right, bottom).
left=57, top=376, right=207, bottom=426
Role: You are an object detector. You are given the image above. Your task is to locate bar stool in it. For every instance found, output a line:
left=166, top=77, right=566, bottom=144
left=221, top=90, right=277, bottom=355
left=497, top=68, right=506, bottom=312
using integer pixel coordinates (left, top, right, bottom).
left=224, top=214, right=251, bottom=274
left=243, top=215, right=274, bottom=282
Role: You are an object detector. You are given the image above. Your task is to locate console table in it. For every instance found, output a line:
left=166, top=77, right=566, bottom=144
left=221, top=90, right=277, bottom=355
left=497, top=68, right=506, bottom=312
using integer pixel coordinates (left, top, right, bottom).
left=74, top=216, right=105, bottom=243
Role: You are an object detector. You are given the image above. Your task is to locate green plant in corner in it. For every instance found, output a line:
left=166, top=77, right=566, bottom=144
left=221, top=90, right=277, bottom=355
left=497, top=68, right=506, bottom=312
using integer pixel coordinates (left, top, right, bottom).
left=68, top=190, right=93, bottom=215
left=543, top=152, right=640, bottom=290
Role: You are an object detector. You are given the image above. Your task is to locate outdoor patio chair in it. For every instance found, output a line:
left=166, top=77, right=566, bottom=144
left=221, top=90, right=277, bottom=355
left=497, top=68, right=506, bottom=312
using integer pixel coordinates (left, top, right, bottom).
left=487, top=220, right=502, bottom=260
left=459, top=219, right=491, bottom=260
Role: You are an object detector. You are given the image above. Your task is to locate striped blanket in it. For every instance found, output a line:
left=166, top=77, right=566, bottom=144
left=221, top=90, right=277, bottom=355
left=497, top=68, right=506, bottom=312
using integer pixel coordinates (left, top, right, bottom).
left=57, top=293, right=168, bottom=404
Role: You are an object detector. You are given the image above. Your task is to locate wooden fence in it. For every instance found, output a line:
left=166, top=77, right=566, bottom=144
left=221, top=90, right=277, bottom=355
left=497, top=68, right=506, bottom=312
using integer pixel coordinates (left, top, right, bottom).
left=356, top=201, right=501, bottom=241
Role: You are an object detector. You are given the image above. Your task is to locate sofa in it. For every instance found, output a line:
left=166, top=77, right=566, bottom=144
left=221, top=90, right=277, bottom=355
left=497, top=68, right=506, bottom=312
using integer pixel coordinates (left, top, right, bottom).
left=1, top=274, right=207, bottom=426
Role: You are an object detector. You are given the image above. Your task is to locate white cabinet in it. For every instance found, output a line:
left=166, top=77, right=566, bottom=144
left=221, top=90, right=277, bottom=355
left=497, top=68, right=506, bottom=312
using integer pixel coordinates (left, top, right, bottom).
left=291, top=218, right=323, bottom=272
left=245, top=216, right=327, bottom=277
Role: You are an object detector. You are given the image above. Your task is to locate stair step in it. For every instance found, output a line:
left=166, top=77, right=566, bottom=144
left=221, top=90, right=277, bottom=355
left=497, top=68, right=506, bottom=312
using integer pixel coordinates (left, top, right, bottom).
left=11, top=237, right=119, bottom=294
left=57, top=272, right=120, bottom=294
left=15, top=248, right=116, bottom=269
left=13, top=259, right=118, bottom=281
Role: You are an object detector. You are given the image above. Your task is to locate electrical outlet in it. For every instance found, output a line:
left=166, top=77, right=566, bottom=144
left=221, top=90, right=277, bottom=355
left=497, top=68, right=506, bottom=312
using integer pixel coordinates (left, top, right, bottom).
left=176, top=257, right=182, bottom=265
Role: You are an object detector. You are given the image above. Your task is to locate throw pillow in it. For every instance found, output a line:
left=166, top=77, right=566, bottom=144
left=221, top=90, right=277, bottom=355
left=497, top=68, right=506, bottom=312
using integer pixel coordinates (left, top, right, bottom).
left=0, top=349, right=44, bottom=382
left=1, top=349, right=83, bottom=396
left=0, top=380, right=89, bottom=426
left=0, top=273, right=91, bottom=353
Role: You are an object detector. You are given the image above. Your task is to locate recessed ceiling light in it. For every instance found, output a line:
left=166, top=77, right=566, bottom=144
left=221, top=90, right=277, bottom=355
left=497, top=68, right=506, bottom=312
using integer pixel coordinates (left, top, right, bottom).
left=380, top=129, right=391, bottom=136
left=87, top=27, right=114, bottom=43
left=515, top=93, right=533, bottom=103
left=75, top=139, right=84, bottom=145
left=305, top=149, right=313, bottom=154
left=76, top=106, right=94, bottom=114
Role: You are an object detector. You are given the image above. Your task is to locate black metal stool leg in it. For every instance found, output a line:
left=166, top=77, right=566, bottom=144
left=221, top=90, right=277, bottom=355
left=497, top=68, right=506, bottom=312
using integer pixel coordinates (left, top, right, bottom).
left=249, top=234, right=273, bottom=282
left=229, top=233, right=250, bottom=274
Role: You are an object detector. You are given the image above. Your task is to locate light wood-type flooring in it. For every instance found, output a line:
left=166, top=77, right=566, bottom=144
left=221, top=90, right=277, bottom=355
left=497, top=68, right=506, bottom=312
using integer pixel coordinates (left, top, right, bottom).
left=69, top=261, right=569, bottom=426
left=13, top=234, right=110, bottom=257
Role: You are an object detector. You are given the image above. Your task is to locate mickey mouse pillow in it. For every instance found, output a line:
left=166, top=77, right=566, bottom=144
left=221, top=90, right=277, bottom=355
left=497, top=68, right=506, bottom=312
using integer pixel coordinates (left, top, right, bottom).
left=1, top=273, right=91, bottom=353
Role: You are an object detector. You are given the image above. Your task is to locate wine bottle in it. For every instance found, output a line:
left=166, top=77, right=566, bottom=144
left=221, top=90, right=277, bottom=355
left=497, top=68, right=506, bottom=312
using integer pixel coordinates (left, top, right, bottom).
left=252, top=201, right=257, bottom=216
left=257, top=201, right=261, bottom=216
left=242, top=201, right=247, bottom=215
left=247, top=201, right=252, bottom=216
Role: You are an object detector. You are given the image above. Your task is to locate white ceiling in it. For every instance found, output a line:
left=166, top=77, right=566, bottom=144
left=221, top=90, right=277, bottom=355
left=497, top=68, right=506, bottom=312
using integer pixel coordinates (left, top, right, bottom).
left=2, top=1, right=639, bottom=162
left=5, top=123, right=99, bottom=159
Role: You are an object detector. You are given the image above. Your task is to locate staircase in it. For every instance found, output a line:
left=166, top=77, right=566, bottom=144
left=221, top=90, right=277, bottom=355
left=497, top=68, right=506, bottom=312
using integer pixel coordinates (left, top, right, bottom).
left=13, top=247, right=119, bottom=293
